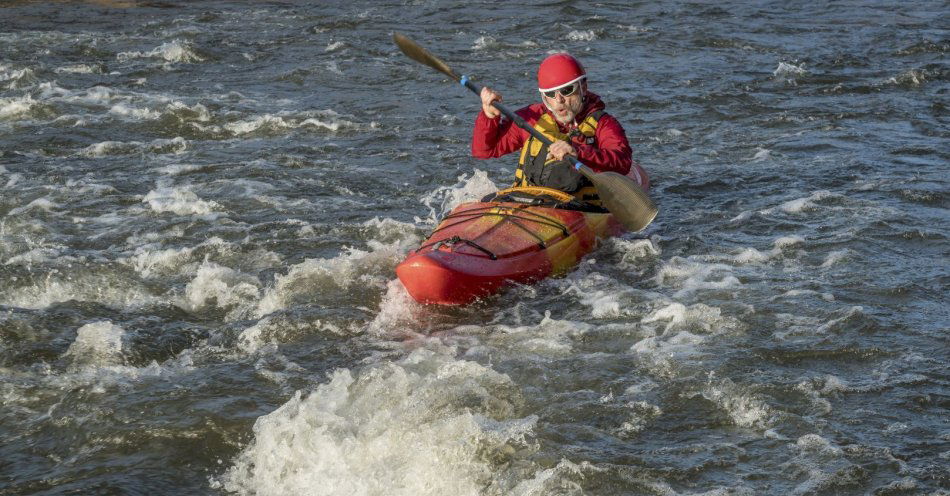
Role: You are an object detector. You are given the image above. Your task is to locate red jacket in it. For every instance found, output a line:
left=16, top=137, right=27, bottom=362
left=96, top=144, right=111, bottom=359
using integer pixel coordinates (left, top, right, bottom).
left=471, top=92, right=647, bottom=189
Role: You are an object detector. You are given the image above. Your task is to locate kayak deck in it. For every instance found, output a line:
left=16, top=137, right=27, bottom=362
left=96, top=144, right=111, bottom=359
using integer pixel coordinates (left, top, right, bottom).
left=397, top=190, right=624, bottom=305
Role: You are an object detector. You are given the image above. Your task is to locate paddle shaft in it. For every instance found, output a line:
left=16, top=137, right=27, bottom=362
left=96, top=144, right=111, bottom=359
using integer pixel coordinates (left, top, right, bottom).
left=459, top=78, right=597, bottom=176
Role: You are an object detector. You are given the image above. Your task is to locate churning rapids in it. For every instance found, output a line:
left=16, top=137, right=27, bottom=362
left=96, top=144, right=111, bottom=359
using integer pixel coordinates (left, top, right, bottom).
left=1, top=1, right=947, bottom=495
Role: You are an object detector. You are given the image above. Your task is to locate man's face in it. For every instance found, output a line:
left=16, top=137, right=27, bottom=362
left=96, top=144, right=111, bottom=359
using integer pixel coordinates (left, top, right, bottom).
left=542, top=81, right=584, bottom=125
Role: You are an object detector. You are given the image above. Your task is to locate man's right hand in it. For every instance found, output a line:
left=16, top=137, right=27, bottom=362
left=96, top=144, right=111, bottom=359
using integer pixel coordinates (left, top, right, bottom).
left=480, top=87, right=502, bottom=119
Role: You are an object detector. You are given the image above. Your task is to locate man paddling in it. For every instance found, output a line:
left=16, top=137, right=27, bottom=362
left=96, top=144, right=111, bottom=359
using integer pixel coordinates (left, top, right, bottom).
left=472, top=53, right=649, bottom=206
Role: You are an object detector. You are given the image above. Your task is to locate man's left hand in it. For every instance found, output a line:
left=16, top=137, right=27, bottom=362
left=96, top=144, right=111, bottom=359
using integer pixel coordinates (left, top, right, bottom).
left=546, top=140, right=577, bottom=162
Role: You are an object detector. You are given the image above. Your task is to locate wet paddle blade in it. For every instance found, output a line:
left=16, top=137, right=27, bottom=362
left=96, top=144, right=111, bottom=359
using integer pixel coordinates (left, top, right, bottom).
left=577, top=165, right=658, bottom=232
left=393, top=33, right=460, bottom=82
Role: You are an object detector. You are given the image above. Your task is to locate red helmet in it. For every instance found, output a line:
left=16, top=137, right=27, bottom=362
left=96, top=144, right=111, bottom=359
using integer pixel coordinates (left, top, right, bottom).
left=537, top=53, right=586, bottom=92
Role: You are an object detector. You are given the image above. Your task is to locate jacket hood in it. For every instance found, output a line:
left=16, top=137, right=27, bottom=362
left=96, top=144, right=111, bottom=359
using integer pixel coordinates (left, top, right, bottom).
left=579, top=91, right=606, bottom=118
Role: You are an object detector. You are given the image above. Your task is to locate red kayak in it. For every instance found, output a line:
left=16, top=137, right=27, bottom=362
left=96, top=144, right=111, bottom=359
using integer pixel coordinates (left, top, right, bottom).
left=396, top=186, right=625, bottom=305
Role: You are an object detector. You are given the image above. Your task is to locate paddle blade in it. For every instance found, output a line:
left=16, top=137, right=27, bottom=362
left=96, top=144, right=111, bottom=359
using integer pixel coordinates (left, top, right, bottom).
left=577, top=165, right=658, bottom=231
left=393, top=33, right=460, bottom=82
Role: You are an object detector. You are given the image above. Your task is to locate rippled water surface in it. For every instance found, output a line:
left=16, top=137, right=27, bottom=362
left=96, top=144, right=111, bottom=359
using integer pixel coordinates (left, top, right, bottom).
left=1, top=1, right=948, bottom=494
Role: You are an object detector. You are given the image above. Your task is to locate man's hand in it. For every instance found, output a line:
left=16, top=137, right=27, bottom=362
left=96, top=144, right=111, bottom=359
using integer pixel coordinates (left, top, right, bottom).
left=546, top=140, right=577, bottom=161
left=480, top=87, right=502, bottom=119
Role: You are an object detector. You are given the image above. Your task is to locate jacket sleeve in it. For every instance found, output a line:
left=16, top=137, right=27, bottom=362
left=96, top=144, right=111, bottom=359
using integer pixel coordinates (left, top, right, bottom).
left=471, top=109, right=528, bottom=159
left=573, top=114, right=633, bottom=175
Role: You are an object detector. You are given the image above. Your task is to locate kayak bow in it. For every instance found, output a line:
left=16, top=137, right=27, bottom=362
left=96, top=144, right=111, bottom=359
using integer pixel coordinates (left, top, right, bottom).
left=396, top=187, right=625, bottom=305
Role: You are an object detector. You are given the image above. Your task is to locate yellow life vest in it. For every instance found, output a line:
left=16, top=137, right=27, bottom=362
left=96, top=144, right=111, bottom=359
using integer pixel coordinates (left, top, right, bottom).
left=515, top=110, right=604, bottom=206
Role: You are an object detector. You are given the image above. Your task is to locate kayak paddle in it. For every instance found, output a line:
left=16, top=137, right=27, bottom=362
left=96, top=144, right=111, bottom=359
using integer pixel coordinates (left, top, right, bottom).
left=393, top=32, right=658, bottom=232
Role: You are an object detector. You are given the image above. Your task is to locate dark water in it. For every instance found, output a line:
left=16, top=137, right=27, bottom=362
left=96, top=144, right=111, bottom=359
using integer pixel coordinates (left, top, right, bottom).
left=1, top=1, right=947, bottom=494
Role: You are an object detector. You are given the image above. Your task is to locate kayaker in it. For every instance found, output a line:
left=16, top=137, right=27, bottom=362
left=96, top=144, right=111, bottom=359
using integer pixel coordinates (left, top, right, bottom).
left=471, top=53, right=649, bottom=206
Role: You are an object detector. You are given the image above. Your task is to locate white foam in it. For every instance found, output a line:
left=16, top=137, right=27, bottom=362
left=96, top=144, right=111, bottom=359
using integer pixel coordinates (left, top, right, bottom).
left=127, top=245, right=196, bottom=278
left=82, top=140, right=130, bottom=157
left=418, top=169, right=498, bottom=224
left=37, top=82, right=116, bottom=105
left=0, top=273, right=160, bottom=310
left=611, top=237, right=661, bottom=269
left=117, top=40, right=204, bottom=63
left=359, top=217, right=419, bottom=244
left=751, top=147, right=771, bottom=161
left=886, top=69, right=927, bottom=87
left=773, top=289, right=835, bottom=302
left=7, top=197, right=58, bottom=216
left=773, top=61, right=807, bottom=78
left=556, top=268, right=628, bottom=318
left=219, top=111, right=369, bottom=136
left=142, top=184, right=220, bottom=216
left=4, top=246, right=64, bottom=266
left=762, top=190, right=838, bottom=215
left=733, top=247, right=769, bottom=264
left=796, top=434, right=842, bottom=456
left=729, top=210, right=753, bottom=223
left=63, top=321, right=126, bottom=367
left=617, top=401, right=663, bottom=435
left=816, top=306, right=864, bottom=334
left=253, top=237, right=419, bottom=319
left=702, top=378, right=771, bottom=429
left=655, top=257, right=740, bottom=297
left=364, top=279, right=421, bottom=337
left=578, top=288, right=622, bottom=318
left=239, top=316, right=345, bottom=355
left=642, top=302, right=729, bottom=333
left=729, top=236, right=806, bottom=265
left=0, top=95, right=36, bottom=120
left=472, top=36, right=497, bottom=50
left=180, top=262, right=261, bottom=319
left=223, top=114, right=288, bottom=135
left=4, top=172, right=22, bottom=188
left=820, top=375, right=848, bottom=394
left=567, top=30, right=597, bottom=41
left=325, top=41, right=345, bottom=52
left=64, top=179, right=117, bottom=196
left=219, top=349, right=536, bottom=496
left=165, top=101, right=211, bottom=121
left=0, top=66, right=37, bottom=89
left=508, top=459, right=598, bottom=495
left=156, top=162, right=207, bottom=175
left=773, top=235, right=804, bottom=248
left=55, top=64, right=102, bottom=74
left=632, top=301, right=742, bottom=364
left=820, top=249, right=849, bottom=267
left=109, top=102, right=161, bottom=120
left=491, top=312, right=593, bottom=356
left=81, top=137, right=188, bottom=157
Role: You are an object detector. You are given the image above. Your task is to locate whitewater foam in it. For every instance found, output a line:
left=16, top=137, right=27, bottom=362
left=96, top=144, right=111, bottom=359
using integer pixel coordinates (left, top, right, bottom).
left=219, top=349, right=535, bottom=496
left=773, top=61, right=807, bottom=78
left=820, top=249, right=850, bottom=267
left=567, top=30, right=598, bottom=41
left=142, top=184, right=220, bottom=216
left=180, top=261, right=261, bottom=320
left=417, top=169, right=498, bottom=224
left=702, top=378, right=771, bottom=430
left=63, top=321, right=127, bottom=367
left=0, top=95, right=36, bottom=120
left=655, top=257, right=740, bottom=298
left=82, top=137, right=188, bottom=157
left=117, top=40, right=204, bottom=64
left=252, top=236, right=419, bottom=319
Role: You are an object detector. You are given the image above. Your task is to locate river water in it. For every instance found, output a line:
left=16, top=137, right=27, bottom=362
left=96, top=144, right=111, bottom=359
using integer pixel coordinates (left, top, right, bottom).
left=1, top=1, right=947, bottom=494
